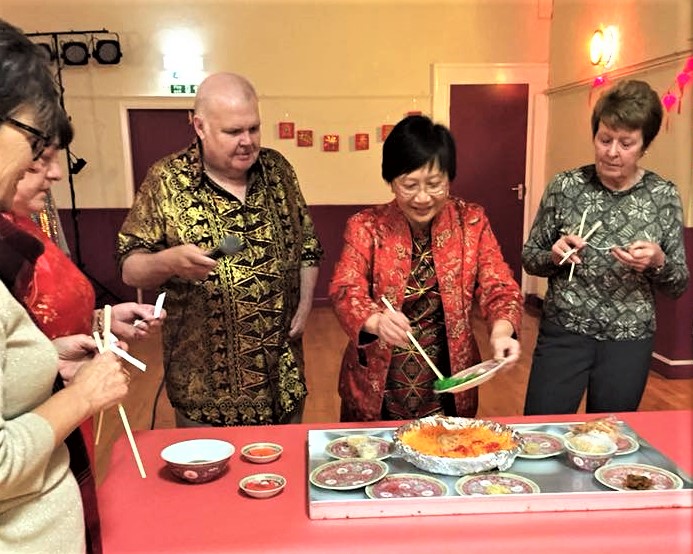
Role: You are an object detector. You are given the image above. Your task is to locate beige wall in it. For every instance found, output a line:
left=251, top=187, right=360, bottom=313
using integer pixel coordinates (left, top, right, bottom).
left=1, top=0, right=549, bottom=208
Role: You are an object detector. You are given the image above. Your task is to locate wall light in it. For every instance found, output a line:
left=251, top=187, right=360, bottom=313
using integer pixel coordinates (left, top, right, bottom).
left=92, top=34, right=122, bottom=65
left=590, top=26, right=619, bottom=68
left=35, top=42, right=56, bottom=62
left=61, top=40, right=90, bottom=65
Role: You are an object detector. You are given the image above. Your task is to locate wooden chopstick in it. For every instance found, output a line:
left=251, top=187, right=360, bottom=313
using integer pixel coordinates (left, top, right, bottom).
left=559, top=221, right=603, bottom=265
left=380, top=296, right=445, bottom=381
left=568, top=208, right=589, bottom=282
left=94, top=306, right=147, bottom=478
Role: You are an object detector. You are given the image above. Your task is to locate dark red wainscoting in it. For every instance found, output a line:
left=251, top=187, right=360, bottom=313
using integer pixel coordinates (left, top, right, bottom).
left=652, top=226, right=693, bottom=379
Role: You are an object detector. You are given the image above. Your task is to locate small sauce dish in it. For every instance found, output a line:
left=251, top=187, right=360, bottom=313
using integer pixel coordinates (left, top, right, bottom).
left=241, top=442, right=283, bottom=464
left=239, top=473, right=286, bottom=498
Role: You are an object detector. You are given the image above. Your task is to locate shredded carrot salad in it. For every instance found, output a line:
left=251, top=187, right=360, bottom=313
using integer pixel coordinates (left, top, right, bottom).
left=401, top=424, right=516, bottom=458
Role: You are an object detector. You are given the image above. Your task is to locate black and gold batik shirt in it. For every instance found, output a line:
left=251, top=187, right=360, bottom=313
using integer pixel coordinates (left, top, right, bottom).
left=117, top=142, right=323, bottom=425
left=522, top=164, right=688, bottom=341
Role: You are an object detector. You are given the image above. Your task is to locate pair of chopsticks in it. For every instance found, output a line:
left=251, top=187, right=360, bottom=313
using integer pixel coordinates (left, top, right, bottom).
left=380, top=296, right=445, bottom=381
left=133, top=292, right=166, bottom=328
left=93, top=305, right=147, bottom=478
left=558, top=209, right=602, bottom=282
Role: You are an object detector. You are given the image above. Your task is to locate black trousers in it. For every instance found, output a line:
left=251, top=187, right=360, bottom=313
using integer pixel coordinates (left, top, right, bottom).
left=524, top=320, right=654, bottom=415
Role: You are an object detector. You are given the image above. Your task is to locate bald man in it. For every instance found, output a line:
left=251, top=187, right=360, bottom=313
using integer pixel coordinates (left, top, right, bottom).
left=117, top=73, right=323, bottom=427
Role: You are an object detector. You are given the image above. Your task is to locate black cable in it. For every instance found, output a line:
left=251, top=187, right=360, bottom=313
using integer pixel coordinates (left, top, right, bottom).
left=149, top=281, right=193, bottom=430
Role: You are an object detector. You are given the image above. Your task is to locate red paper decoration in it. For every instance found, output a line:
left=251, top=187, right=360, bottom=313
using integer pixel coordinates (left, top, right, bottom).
left=323, top=134, right=339, bottom=152
left=381, top=125, right=394, bottom=141
left=354, top=133, right=369, bottom=151
left=297, top=130, right=313, bottom=147
left=278, top=122, right=295, bottom=139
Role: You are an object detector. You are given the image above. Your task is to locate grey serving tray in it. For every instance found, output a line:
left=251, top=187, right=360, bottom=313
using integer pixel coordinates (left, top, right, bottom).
left=307, top=421, right=692, bottom=520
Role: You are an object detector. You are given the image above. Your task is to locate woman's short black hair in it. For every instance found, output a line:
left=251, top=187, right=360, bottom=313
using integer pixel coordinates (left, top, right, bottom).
left=382, top=115, right=456, bottom=183
left=0, top=19, right=60, bottom=138
left=591, top=80, right=663, bottom=151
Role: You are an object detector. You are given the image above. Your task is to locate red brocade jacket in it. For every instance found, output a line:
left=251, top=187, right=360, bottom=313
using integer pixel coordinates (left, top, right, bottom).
left=329, top=199, right=523, bottom=421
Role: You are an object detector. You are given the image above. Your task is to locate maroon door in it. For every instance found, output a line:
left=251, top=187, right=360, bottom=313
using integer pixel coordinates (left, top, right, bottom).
left=128, top=109, right=196, bottom=191
left=449, top=84, right=528, bottom=282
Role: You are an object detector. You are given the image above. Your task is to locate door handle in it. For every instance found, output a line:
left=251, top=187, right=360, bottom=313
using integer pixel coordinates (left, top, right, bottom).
left=511, top=183, right=524, bottom=201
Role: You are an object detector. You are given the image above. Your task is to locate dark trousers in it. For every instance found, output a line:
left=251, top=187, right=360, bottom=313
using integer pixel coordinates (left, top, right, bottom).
left=524, top=320, right=654, bottom=415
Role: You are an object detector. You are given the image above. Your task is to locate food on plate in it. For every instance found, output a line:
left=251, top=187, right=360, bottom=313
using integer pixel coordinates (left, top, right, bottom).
left=247, top=447, right=277, bottom=457
left=565, top=433, right=615, bottom=454
left=243, top=477, right=283, bottom=491
left=484, top=483, right=512, bottom=495
left=433, top=372, right=480, bottom=391
left=400, top=421, right=516, bottom=458
left=346, top=436, right=380, bottom=459
left=624, top=473, right=653, bottom=490
left=570, top=415, right=620, bottom=441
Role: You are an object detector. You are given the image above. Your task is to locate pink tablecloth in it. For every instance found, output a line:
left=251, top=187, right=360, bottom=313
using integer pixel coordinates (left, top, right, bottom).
left=98, top=411, right=692, bottom=553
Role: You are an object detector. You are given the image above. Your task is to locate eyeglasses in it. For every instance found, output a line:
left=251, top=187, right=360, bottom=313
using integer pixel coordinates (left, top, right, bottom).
left=1, top=116, right=50, bottom=161
left=394, top=179, right=448, bottom=198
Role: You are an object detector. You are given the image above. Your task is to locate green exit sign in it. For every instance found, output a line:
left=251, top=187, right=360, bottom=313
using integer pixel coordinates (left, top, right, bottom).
left=170, top=84, right=197, bottom=94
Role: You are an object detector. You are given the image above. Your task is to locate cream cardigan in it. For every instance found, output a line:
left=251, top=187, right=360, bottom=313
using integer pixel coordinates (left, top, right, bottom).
left=0, top=282, right=85, bottom=553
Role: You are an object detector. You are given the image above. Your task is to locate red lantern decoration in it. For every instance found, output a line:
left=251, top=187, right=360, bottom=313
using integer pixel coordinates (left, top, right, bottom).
left=683, top=56, right=693, bottom=74
left=662, top=92, right=677, bottom=112
left=676, top=71, right=691, bottom=93
left=592, top=75, right=607, bottom=88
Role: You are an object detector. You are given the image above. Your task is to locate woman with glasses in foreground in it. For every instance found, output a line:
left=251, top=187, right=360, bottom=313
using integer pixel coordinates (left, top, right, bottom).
left=0, top=19, right=129, bottom=553
left=329, top=115, right=523, bottom=422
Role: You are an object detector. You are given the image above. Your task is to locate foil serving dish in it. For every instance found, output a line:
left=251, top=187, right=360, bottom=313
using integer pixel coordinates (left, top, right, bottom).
left=392, top=415, right=525, bottom=476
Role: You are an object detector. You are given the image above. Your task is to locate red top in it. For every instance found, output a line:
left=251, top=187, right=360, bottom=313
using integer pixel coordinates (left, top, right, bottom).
left=10, top=213, right=94, bottom=338
left=329, top=199, right=523, bottom=420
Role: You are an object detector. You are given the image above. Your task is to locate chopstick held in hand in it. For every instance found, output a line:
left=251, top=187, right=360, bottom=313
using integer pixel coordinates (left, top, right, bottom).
left=558, top=221, right=603, bottom=265
left=380, top=296, right=445, bottom=381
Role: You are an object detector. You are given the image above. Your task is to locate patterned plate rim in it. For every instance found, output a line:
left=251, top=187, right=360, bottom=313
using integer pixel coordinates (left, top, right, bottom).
left=594, top=463, right=684, bottom=491
left=364, top=473, right=448, bottom=499
left=516, top=431, right=565, bottom=459
left=614, top=435, right=640, bottom=456
left=433, top=359, right=507, bottom=394
left=309, top=458, right=389, bottom=491
left=324, top=435, right=393, bottom=460
left=455, top=472, right=541, bottom=496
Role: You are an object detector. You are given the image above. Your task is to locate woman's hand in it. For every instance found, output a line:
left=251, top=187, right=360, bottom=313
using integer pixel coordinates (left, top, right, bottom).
left=365, top=310, right=411, bottom=348
left=110, top=302, right=166, bottom=340
left=611, top=240, right=665, bottom=273
left=53, top=334, right=97, bottom=384
left=68, top=351, right=130, bottom=414
left=489, top=320, right=520, bottom=365
left=551, top=234, right=586, bottom=265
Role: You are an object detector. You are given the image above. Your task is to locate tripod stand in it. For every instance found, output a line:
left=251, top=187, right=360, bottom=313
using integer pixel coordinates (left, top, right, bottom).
left=28, top=29, right=123, bottom=305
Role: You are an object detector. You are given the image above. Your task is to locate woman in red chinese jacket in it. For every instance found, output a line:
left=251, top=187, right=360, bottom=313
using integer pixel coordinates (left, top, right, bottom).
left=329, top=115, right=523, bottom=422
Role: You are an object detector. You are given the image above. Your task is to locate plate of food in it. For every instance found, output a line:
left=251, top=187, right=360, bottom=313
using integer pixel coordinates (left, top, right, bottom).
left=325, top=435, right=393, bottom=460
left=365, top=473, right=448, bottom=499
left=517, top=431, right=565, bottom=459
left=309, top=459, right=388, bottom=491
left=594, top=463, right=684, bottom=491
left=455, top=472, right=540, bottom=496
left=392, top=415, right=523, bottom=476
left=433, top=359, right=508, bottom=394
left=614, top=434, right=640, bottom=456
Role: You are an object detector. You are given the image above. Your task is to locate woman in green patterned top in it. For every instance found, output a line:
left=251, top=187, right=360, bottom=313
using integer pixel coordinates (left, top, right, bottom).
left=522, top=80, right=689, bottom=415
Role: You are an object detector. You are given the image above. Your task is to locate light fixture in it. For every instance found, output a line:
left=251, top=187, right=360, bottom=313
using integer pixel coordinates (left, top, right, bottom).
left=35, top=42, right=56, bottom=62
left=589, top=26, right=619, bottom=68
left=61, top=40, right=90, bottom=65
left=92, top=34, right=122, bottom=65
left=68, top=152, right=87, bottom=175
